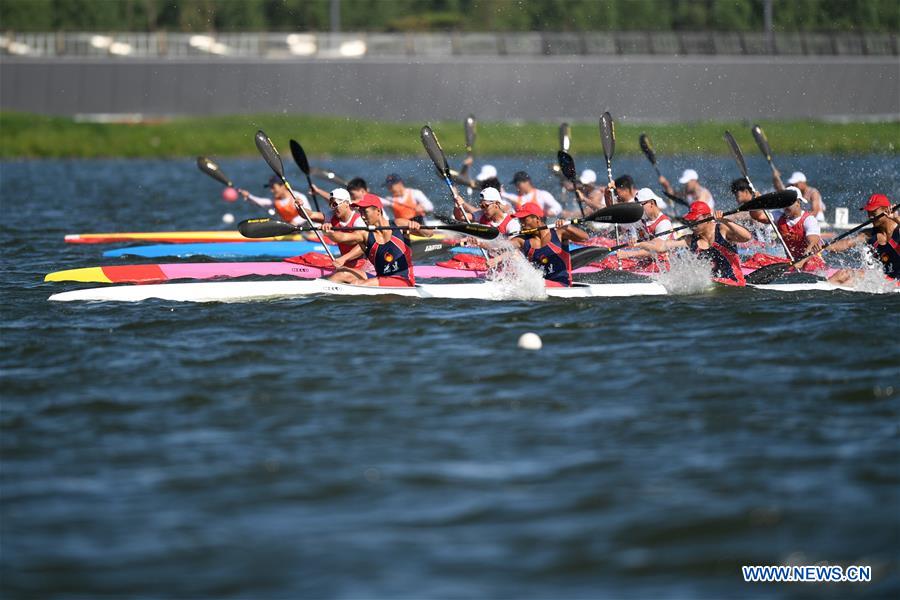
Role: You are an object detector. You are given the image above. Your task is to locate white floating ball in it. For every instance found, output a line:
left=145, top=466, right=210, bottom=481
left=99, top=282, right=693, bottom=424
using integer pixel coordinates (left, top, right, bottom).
left=222, top=212, right=235, bottom=224
left=517, top=332, right=542, bottom=350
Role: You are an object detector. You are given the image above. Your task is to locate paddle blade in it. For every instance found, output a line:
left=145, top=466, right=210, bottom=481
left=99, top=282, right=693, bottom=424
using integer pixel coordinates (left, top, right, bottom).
left=599, top=112, right=616, bottom=161
left=559, top=122, right=571, bottom=152
left=421, top=125, right=450, bottom=178
left=751, top=125, right=773, bottom=163
left=557, top=151, right=577, bottom=183
left=745, top=262, right=790, bottom=285
left=464, top=115, right=476, bottom=154
left=723, top=130, right=749, bottom=178
left=638, top=133, right=656, bottom=166
left=440, top=222, right=499, bottom=240
left=582, top=202, right=644, bottom=224
left=570, top=246, right=612, bottom=270
left=289, top=139, right=311, bottom=176
left=196, top=156, right=233, bottom=187
left=238, top=218, right=300, bottom=239
left=255, top=130, right=285, bottom=180
left=742, top=189, right=800, bottom=212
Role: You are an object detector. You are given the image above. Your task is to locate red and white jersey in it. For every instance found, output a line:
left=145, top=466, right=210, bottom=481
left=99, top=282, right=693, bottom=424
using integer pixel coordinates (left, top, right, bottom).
left=479, top=212, right=520, bottom=235
left=502, top=188, right=562, bottom=217
left=774, top=209, right=820, bottom=259
left=331, top=211, right=368, bottom=269
left=643, top=213, right=673, bottom=240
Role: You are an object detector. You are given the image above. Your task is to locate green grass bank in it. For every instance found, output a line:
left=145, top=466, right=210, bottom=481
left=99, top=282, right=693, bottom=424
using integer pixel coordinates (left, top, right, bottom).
left=2, top=112, right=897, bottom=159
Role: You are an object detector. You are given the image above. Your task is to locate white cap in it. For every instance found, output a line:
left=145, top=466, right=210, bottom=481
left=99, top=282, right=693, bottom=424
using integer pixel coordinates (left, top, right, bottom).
left=636, top=187, right=666, bottom=209
left=678, top=169, right=699, bottom=184
left=787, top=171, right=807, bottom=185
left=579, top=169, right=597, bottom=185
left=479, top=187, right=502, bottom=203
left=475, top=164, right=498, bottom=181
left=330, top=188, right=351, bottom=203
left=785, top=185, right=807, bottom=203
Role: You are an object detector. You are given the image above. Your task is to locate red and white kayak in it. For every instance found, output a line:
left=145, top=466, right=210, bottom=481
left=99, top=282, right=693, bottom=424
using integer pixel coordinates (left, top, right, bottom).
left=64, top=231, right=314, bottom=244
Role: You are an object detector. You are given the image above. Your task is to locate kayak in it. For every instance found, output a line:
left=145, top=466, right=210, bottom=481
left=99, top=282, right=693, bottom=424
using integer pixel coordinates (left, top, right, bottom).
left=48, top=280, right=669, bottom=302
left=102, top=238, right=449, bottom=259
left=45, top=263, right=486, bottom=284
left=66, top=231, right=310, bottom=244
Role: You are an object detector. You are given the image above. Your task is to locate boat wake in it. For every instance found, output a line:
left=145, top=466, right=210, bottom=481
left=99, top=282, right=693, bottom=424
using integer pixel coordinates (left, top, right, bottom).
left=485, top=240, right=548, bottom=300
left=652, top=250, right=714, bottom=295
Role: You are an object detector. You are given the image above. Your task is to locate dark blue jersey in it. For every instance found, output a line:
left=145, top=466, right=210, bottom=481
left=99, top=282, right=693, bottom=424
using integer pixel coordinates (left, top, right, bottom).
left=523, top=229, right=572, bottom=286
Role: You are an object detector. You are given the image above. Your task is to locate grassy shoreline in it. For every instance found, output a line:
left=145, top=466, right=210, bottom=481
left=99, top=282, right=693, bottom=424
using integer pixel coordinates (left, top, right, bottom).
left=1, top=112, right=897, bottom=159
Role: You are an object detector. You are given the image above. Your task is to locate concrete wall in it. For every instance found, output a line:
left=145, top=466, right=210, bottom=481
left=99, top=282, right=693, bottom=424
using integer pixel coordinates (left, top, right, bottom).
left=2, top=55, right=898, bottom=122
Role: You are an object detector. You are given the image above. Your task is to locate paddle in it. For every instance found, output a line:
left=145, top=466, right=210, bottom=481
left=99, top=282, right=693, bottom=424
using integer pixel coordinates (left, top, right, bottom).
left=573, top=190, right=799, bottom=264
left=751, top=124, right=778, bottom=178
left=559, top=122, right=572, bottom=153
left=637, top=134, right=690, bottom=209
left=309, top=166, right=349, bottom=188
left=238, top=217, right=499, bottom=240
left=599, top=111, right=624, bottom=268
left=254, top=130, right=335, bottom=262
left=421, top=125, right=490, bottom=260
left=464, top=114, right=476, bottom=164
left=515, top=202, right=644, bottom=237
left=724, top=130, right=795, bottom=262
left=558, top=150, right=586, bottom=217
left=196, top=156, right=233, bottom=187
left=288, top=139, right=323, bottom=213
left=745, top=203, right=900, bottom=284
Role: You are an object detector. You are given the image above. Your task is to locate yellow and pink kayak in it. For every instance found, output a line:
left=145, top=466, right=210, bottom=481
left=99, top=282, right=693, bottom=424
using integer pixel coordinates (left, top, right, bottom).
left=65, top=231, right=312, bottom=244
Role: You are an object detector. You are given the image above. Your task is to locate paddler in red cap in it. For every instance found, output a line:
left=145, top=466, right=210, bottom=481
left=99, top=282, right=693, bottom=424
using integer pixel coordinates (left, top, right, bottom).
left=634, top=200, right=752, bottom=285
left=824, top=193, right=900, bottom=284
left=508, top=202, right=589, bottom=287
left=321, top=193, right=429, bottom=287
left=748, top=186, right=825, bottom=273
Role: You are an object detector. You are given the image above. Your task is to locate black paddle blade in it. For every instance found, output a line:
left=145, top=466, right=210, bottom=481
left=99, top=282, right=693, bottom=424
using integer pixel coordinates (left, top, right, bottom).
left=464, top=115, right=476, bottom=153
left=751, top=125, right=773, bottom=163
left=745, top=262, right=791, bottom=285
left=238, top=218, right=300, bottom=239
left=196, top=156, right=233, bottom=187
left=421, top=126, right=450, bottom=178
left=559, top=122, right=571, bottom=152
left=441, top=222, right=499, bottom=240
left=557, top=151, right=577, bottom=183
left=599, top=112, right=616, bottom=160
left=255, top=130, right=285, bottom=179
left=289, top=139, right=311, bottom=176
left=723, top=130, right=749, bottom=178
left=570, top=246, right=612, bottom=270
left=638, top=133, right=656, bottom=166
left=743, top=189, right=799, bottom=212
left=582, top=202, right=644, bottom=224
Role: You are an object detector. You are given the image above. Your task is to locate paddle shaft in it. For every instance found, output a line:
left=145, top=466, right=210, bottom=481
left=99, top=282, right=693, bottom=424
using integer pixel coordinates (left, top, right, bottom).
left=600, top=114, right=622, bottom=269
left=800, top=203, right=899, bottom=261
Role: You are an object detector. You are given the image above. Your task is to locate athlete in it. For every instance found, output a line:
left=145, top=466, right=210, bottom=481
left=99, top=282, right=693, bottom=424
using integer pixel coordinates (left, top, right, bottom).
left=301, top=188, right=370, bottom=284
left=321, top=193, right=429, bottom=287
left=748, top=186, right=825, bottom=272
left=659, top=168, right=715, bottom=211
left=383, top=174, right=433, bottom=223
left=502, top=171, right=562, bottom=217
left=824, top=194, right=899, bottom=284
left=618, top=188, right=674, bottom=271
left=635, top=201, right=751, bottom=285
left=507, top=203, right=589, bottom=287
left=239, top=175, right=312, bottom=226
left=453, top=186, right=521, bottom=235
left=773, top=170, right=826, bottom=222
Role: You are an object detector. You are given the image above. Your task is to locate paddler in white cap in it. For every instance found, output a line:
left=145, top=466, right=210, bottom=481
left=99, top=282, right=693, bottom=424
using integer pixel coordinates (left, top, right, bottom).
left=772, top=170, right=826, bottom=222
left=659, top=168, right=715, bottom=211
left=617, top=188, right=674, bottom=271
left=748, top=186, right=825, bottom=272
left=452, top=186, right=521, bottom=235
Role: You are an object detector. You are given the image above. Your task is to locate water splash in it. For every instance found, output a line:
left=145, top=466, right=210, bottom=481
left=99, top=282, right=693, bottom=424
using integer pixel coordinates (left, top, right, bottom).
left=652, top=249, right=714, bottom=295
left=845, top=245, right=898, bottom=294
left=484, top=239, right=548, bottom=300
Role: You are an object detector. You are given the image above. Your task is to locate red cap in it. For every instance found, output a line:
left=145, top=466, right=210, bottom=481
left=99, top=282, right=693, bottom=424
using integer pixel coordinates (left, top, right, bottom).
left=862, top=193, right=890, bottom=212
left=683, top=201, right=712, bottom=222
left=351, top=193, right=383, bottom=210
left=513, top=202, right=544, bottom=219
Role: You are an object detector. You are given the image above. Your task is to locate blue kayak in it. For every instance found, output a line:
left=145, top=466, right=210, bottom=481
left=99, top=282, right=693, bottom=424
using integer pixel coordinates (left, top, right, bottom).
left=103, top=241, right=327, bottom=259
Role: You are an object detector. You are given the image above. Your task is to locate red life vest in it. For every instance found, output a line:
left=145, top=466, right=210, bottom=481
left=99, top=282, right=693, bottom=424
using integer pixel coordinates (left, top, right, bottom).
left=274, top=197, right=301, bottom=223
left=777, top=211, right=826, bottom=271
left=331, top=212, right=367, bottom=270
left=479, top=213, right=514, bottom=234
left=391, top=190, right=419, bottom=220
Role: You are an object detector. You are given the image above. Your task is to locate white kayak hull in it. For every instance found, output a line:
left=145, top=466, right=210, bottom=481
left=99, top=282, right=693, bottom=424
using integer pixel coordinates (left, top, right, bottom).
left=48, top=279, right=669, bottom=303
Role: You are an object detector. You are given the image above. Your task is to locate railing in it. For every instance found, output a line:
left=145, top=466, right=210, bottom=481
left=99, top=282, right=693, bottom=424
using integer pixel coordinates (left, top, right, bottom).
left=1, top=31, right=897, bottom=58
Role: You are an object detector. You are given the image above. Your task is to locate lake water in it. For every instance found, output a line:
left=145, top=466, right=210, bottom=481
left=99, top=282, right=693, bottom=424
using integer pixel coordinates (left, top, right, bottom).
left=1, top=154, right=898, bottom=598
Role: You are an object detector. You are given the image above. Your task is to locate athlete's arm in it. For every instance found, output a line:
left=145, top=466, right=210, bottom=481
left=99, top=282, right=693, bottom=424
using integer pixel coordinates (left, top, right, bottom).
left=395, top=218, right=432, bottom=237
left=718, top=215, right=752, bottom=243
left=320, top=225, right=366, bottom=245
left=241, top=190, right=274, bottom=207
